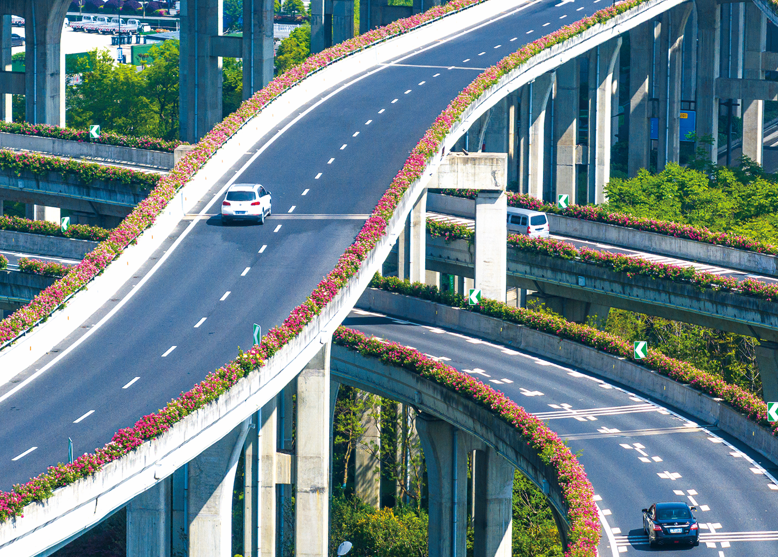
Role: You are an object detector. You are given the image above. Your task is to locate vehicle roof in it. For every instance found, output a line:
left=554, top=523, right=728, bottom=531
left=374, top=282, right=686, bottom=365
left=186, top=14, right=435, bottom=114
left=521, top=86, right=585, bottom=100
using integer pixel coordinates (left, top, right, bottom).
left=507, top=207, right=546, bottom=216
left=655, top=502, right=691, bottom=509
left=228, top=183, right=261, bottom=191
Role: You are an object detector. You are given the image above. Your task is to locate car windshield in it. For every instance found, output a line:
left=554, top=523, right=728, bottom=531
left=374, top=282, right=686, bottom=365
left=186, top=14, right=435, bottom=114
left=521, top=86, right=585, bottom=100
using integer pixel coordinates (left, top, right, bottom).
left=531, top=215, right=547, bottom=226
left=657, top=507, right=691, bottom=520
left=226, top=191, right=255, bottom=201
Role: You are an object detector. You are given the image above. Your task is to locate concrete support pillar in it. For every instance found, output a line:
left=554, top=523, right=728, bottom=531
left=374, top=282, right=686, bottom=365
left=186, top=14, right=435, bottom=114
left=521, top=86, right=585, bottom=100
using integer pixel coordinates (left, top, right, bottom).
left=474, top=191, right=506, bottom=303
left=507, top=92, right=518, bottom=187
left=527, top=73, right=555, bottom=200
left=355, top=391, right=380, bottom=508
left=242, top=0, right=275, bottom=100
left=484, top=97, right=509, bottom=153
left=23, top=1, right=69, bottom=126
left=628, top=22, right=653, bottom=176
left=757, top=342, right=778, bottom=402
left=332, top=0, right=355, bottom=45
left=310, top=0, right=331, bottom=53
left=409, top=190, right=427, bottom=284
left=244, top=412, right=260, bottom=557
left=519, top=87, right=530, bottom=194
left=416, top=416, right=469, bottom=557
left=472, top=448, right=514, bottom=557
left=555, top=60, right=579, bottom=202
left=0, top=200, right=4, bottom=217
left=295, top=341, right=331, bottom=557
left=188, top=419, right=251, bottom=557
left=656, top=5, right=693, bottom=171
left=695, top=0, right=720, bottom=164
left=397, top=221, right=409, bottom=281
left=24, top=204, right=34, bottom=220
left=743, top=4, right=767, bottom=165
left=259, top=399, right=279, bottom=557
left=681, top=8, right=697, bottom=103
left=589, top=38, right=621, bottom=203
left=179, top=0, right=223, bottom=143
left=1, top=15, right=11, bottom=123
left=126, top=478, right=172, bottom=557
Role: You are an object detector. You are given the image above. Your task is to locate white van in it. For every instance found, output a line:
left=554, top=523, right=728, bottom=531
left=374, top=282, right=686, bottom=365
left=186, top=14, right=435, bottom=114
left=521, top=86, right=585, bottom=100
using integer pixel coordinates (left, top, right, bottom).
left=507, top=207, right=550, bottom=238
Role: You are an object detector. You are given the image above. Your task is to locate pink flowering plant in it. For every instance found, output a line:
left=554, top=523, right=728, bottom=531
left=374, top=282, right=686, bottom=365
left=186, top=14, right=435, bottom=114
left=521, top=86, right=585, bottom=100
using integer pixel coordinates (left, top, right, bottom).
left=334, top=326, right=600, bottom=556
left=0, top=121, right=184, bottom=153
left=0, top=149, right=160, bottom=190
left=18, top=259, right=73, bottom=278
left=426, top=219, right=473, bottom=242
left=0, top=215, right=109, bottom=242
left=0, top=255, right=6, bottom=271
left=369, top=274, right=778, bottom=435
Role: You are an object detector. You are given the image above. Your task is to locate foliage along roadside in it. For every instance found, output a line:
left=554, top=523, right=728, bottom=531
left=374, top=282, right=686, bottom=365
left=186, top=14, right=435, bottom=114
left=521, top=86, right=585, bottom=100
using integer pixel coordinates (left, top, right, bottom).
left=18, top=259, right=73, bottom=278
left=0, top=255, right=6, bottom=271
left=0, top=216, right=109, bottom=242
left=0, top=149, right=161, bottom=190
left=439, top=189, right=778, bottom=256
left=425, top=220, right=778, bottom=303
left=0, top=3, right=664, bottom=554
left=0, top=121, right=184, bottom=153
left=333, top=326, right=599, bottom=554
left=368, top=274, right=777, bottom=435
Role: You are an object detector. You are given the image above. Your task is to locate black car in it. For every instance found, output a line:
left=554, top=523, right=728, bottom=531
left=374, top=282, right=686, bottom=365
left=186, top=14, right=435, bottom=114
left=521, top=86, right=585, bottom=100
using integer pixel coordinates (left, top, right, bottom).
left=11, top=34, right=24, bottom=47
left=642, top=502, right=699, bottom=547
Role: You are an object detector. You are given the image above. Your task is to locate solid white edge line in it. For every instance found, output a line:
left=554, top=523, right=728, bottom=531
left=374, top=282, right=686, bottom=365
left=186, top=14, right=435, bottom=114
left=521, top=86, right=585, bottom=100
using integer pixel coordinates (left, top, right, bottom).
left=122, top=376, right=140, bottom=389
left=598, top=504, right=620, bottom=557
left=161, top=346, right=177, bottom=358
left=73, top=410, right=95, bottom=424
left=12, top=447, right=37, bottom=461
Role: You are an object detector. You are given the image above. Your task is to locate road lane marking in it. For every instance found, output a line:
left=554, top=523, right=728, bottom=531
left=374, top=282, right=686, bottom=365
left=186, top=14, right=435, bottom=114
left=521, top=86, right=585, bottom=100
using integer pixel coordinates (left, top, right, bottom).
left=478, top=51, right=485, bottom=56
left=418, top=81, right=426, bottom=85
left=391, top=98, right=398, bottom=103
left=73, top=410, right=95, bottom=424
left=560, top=14, right=567, bottom=18
left=340, top=144, right=347, bottom=150
left=379, top=108, right=385, bottom=113
left=352, top=131, right=359, bottom=137
left=220, top=291, right=231, bottom=301
left=302, top=189, right=309, bottom=196
left=598, top=504, right=620, bottom=557
left=494, top=44, right=501, bottom=48
left=241, top=267, right=250, bottom=276
left=274, top=225, right=282, bottom=232
left=404, top=89, right=412, bottom=94
left=162, top=346, right=177, bottom=357
left=433, top=73, right=440, bottom=77
left=194, top=318, right=207, bottom=328
left=657, top=471, right=682, bottom=480
left=122, top=377, right=140, bottom=389
left=462, top=58, right=470, bottom=62
left=315, top=172, right=322, bottom=179
left=12, top=447, right=37, bottom=461
left=259, top=245, right=267, bottom=253
left=328, top=158, right=334, bottom=164
left=288, top=206, right=296, bottom=213
left=543, top=22, right=550, bottom=26
left=365, top=119, right=372, bottom=124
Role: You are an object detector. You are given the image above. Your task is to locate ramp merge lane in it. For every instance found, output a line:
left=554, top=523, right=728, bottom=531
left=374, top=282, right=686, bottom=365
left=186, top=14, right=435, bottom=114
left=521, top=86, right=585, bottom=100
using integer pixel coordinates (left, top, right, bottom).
left=0, top=0, right=604, bottom=490
left=345, top=310, right=778, bottom=556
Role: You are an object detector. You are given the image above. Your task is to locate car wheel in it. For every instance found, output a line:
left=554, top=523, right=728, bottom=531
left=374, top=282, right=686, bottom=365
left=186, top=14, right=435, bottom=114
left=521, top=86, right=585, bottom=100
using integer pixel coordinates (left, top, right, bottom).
left=259, top=211, right=265, bottom=225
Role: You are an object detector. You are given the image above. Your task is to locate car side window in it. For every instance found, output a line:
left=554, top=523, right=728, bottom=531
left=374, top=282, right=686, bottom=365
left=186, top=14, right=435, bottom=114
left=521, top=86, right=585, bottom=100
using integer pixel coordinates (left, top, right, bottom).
left=520, top=216, right=527, bottom=226
left=510, top=215, right=522, bottom=225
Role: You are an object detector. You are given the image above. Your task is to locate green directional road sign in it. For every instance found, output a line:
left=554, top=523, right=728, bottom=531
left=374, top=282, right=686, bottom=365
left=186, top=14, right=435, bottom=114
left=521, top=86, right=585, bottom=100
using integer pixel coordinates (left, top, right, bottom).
left=60, top=216, right=70, bottom=233
left=768, top=402, right=778, bottom=423
left=89, top=125, right=101, bottom=139
left=634, top=341, right=648, bottom=359
left=468, top=288, right=482, bottom=306
left=557, top=194, right=569, bottom=209
left=253, top=323, right=261, bottom=346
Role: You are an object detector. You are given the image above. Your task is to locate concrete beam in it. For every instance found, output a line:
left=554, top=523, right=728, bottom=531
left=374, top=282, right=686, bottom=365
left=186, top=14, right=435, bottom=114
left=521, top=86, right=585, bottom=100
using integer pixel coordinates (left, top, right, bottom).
left=428, top=152, right=508, bottom=191
left=0, top=268, right=56, bottom=305
left=474, top=191, right=507, bottom=303
left=715, top=78, right=778, bottom=101
left=296, top=341, right=331, bottom=557
left=0, top=70, right=24, bottom=95
left=209, top=35, right=244, bottom=58
left=126, top=478, right=172, bottom=557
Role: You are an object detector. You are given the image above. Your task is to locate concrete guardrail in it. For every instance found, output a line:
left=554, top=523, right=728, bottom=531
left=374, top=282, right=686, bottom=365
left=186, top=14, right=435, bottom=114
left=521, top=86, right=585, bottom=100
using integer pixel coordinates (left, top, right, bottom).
left=0, top=230, right=98, bottom=259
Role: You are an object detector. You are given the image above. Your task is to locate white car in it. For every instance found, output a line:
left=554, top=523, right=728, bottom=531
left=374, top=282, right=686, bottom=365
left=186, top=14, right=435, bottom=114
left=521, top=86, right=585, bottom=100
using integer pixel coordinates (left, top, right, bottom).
left=507, top=207, right=550, bottom=238
left=221, top=183, right=272, bottom=224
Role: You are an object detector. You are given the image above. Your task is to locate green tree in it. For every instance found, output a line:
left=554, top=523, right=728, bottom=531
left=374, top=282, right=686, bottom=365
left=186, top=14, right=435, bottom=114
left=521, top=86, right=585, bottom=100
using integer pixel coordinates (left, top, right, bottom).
left=274, top=0, right=281, bottom=12
left=512, top=472, right=564, bottom=557
left=142, top=40, right=181, bottom=140
left=282, top=0, right=305, bottom=15
left=222, top=57, right=244, bottom=118
left=224, top=0, right=243, bottom=32
left=275, top=24, right=311, bottom=75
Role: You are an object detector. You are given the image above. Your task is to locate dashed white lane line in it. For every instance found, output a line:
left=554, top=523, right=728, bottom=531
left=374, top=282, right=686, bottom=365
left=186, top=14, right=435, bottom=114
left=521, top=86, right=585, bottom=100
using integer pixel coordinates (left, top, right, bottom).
left=494, top=44, right=501, bottom=48
left=560, top=14, right=567, bottom=18
left=259, top=245, right=267, bottom=253
left=511, top=36, right=518, bottom=40
left=577, top=6, right=583, bottom=9
left=378, top=108, right=385, bottom=113
left=273, top=225, right=282, bottom=232
left=122, top=376, right=140, bottom=389
left=478, top=51, right=485, bottom=56
left=162, top=346, right=177, bottom=358
left=194, top=317, right=207, bottom=328
left=220, top=291, right=231, bottom=301
left=526, top=29, right=533, bottom=34
left=352, top=131, right=359, bottom=137
left=302, top=189, right=309, bottom=196
left=241, top=267, right=250, bottom=276
left=433, top=72, right=440, bottom=77
left=12, top=447, right=37, bottom=461
left=543, top=22, right=550, bottom=26
left=340, top=144, right=347, bottom=150
left=315, top=172, right=322, bottom=179
left=462, top=58, right=470, bottom=62
left=288, top=206, right=296, bottom=213
left=73, top=410, right=95, bottom=424
left=404, top=89, right=412, bottom=94
left=391, top=98, right=398, bottom=103
left=418, top=80, right=426, bottom=85
left=365, top=119, right=372, bottom=125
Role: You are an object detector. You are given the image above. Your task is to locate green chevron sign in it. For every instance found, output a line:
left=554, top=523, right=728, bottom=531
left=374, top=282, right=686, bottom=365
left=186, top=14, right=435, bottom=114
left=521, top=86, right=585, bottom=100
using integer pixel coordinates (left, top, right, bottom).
left=557, top=194, right=569, bottom=209
left=468, top=289, right=482, bottom=306
left=89, top=125, right=101, bottom=139
left=768, top=402, right=778, bottom=423
left=253, top=323, right=261, bottom=346
left=634, top=341, right=647, bottom=359
left=60, top=216, right=70, bottom=233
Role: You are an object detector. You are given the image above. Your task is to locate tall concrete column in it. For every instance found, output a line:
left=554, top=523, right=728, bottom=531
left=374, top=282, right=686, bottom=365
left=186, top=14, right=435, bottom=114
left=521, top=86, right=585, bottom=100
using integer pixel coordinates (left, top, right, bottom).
left=310, top=0, right=331, bottom=53
left=743, top=4, right=767, bottom=165
left=296, top=341, right=331, bottom=557
left=397, top=220, right=410, bottom=281
left=126, top=478, right=172, bottom=557
left=355, top=391, right=381, bottom=508
left=555, top=59, right=579, bottom=202
left=258, top=399, right=279, bottom=557
left=681, top=8, right=697, bottom=103
left=409, top=190, right=427, bottom=284
left=474, top=191, right=507, bottom=303
left=472, top=448, right=514, bottom=557
left=589, top=38, right=621, bottom=203
left=656, top=5, right=692, bottom=171
left=332, top=0, right=354, bottom=45
left=188, top=419, right=251, bottom=557
left=171, top=466, right=188, bottom=557
left=628, top=22, right=653, bottom=176
left=416, top=416, right=469, bottom=557
left=507, top=92, right=518, bottom=187
left=695, top=0, right=720, bottom=164
left=527, top=73, right=555, bottom=200
left=519, top=87, right=530, bottom=194
left=179, top=0, right=224, bottom=143
left=1, top=15, right=11, bottom=123
left=484, top=97, right=509, bottom=153
left=757, top=342, right=778, bottom=402
left=244, top=412, right=260, bottom=557
left=242, top=0, right=275, bottom=100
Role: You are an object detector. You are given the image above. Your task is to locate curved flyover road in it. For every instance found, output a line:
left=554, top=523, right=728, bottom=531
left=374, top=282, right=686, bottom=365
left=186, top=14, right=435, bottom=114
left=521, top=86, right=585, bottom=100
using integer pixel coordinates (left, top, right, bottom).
left=345, top=309, right=778, bottom=556
left=0, top=0, right=612, bottom=490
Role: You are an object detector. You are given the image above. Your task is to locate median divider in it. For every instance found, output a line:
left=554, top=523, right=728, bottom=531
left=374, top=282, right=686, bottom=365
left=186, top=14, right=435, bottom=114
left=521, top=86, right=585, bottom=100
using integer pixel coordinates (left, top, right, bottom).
left=358, top=277, right=778, bottom=465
